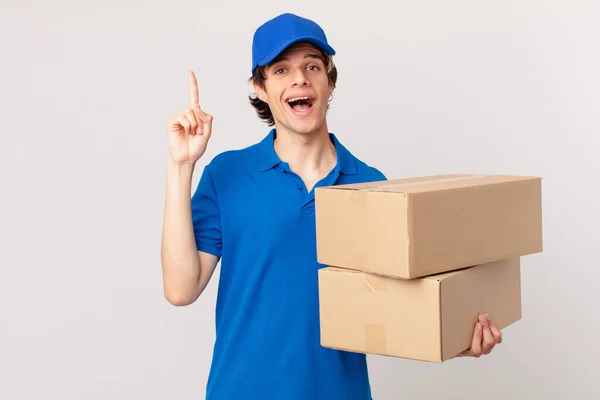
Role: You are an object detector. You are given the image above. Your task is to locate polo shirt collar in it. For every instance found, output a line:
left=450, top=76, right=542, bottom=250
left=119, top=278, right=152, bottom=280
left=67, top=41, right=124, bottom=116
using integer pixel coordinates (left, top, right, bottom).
left=257, top=128, right=357, bottom=175
left=257, top=129, right=281, bottom=171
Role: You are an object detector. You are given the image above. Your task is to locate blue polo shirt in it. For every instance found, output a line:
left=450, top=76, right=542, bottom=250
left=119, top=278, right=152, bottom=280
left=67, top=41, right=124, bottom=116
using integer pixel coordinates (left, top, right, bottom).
left=191, top=129, right=387, bottom=400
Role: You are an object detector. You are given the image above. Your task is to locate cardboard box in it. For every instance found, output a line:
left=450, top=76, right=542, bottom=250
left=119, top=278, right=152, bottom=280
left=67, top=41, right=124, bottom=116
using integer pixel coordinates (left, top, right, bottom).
left=318, top=257, right=522, bottom=362
left=315, top=174, right=542, bottom=279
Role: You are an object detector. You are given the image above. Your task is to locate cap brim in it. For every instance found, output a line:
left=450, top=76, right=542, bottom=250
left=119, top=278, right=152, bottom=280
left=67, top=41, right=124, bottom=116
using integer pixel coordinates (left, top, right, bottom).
left=256, top=36, right=336, bottom=70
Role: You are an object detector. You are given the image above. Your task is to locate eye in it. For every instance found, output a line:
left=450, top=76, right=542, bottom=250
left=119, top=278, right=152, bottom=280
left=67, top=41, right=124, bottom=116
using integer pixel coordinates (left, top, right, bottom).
left=307, top=65, right=319, bottom=71
left=274, top=68, right=286, bottom=74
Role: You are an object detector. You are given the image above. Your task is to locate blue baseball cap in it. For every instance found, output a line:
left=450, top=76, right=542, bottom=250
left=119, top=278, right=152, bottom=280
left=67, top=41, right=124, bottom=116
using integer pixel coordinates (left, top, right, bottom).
left=251, top=13, right=336, bottom=74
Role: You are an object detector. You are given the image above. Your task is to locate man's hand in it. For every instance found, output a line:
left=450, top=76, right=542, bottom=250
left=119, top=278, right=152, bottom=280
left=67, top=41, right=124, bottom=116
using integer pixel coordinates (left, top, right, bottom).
left=167, top=70, right=214, bottom=165
left=456, top=313, right=503, bottom=358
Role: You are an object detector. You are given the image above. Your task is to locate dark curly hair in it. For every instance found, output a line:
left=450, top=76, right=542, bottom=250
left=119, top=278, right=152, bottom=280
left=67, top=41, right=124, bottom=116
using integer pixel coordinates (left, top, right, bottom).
left=248, top=41, right=338, bottom=126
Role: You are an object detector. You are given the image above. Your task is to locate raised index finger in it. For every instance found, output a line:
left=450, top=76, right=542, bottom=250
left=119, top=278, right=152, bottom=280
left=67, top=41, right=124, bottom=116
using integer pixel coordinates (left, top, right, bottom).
left=189, top=70, right=200, bottom=108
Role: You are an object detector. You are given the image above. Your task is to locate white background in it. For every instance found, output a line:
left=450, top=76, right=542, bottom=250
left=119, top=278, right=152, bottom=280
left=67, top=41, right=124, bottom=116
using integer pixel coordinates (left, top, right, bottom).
left=1, top=0, right=598, bottom=399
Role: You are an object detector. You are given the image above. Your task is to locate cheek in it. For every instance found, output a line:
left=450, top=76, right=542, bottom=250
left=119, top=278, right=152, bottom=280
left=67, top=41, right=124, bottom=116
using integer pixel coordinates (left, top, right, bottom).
left=264, top=81, right=284, bottom=101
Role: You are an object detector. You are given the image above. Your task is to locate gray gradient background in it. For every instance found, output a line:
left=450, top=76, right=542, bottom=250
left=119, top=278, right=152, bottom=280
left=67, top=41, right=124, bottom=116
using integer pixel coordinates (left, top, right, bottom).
left=1, top=1, right=598, bottom=399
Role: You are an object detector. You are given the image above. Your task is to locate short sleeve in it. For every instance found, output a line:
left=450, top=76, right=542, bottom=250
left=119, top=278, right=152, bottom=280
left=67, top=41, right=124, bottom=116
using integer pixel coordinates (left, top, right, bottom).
left=366, top=166, right=388, bottom=182
left=373, top=167, right=387, bottom=181
left=191, top=164, right=222, bottom=258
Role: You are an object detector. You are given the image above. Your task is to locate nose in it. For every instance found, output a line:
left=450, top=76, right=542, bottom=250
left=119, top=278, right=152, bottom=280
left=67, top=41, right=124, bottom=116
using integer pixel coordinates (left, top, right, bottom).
left=291, top=67, right=309, bottom=87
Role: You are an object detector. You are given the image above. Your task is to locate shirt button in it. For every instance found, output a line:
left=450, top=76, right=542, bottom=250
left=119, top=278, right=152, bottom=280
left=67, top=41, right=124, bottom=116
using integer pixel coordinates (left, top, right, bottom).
left=297, top=185, right=302, bottom=190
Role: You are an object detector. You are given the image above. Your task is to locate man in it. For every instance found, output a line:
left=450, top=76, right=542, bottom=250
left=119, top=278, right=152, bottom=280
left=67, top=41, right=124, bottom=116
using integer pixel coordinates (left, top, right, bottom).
left=161, top=12, right=502, bottom=399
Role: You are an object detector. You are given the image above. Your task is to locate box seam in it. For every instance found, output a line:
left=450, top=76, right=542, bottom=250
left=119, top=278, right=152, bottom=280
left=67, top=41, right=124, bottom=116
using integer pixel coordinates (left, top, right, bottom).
left=438, top=280, right=443, bottom=361
left=404, top=192, right=411, bottom=278
left=383, top=176, right=541, bottom=195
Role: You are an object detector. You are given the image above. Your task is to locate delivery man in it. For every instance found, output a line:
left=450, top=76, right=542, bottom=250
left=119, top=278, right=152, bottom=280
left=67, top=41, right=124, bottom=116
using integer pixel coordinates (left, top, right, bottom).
left=161, top=12, right=502, bottom=400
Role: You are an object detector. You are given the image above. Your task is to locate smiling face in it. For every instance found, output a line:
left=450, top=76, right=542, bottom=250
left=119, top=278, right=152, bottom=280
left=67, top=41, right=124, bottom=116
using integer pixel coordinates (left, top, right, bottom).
left=253, top=42, right=335, bottom=136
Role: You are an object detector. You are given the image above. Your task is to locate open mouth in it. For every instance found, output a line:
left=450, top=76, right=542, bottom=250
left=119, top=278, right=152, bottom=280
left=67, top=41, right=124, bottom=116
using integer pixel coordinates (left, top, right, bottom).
left=286, top=97, right=314, bottom=114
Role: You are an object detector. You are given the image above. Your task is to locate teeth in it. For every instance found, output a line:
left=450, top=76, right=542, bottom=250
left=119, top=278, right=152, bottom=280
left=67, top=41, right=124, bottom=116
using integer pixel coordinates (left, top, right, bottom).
left=288, top=97, right=311, bottom=102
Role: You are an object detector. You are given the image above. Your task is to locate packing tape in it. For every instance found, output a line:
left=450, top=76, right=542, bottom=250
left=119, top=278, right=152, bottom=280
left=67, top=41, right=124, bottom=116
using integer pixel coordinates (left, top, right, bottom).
left=363, top=273, right=387, bottom=292
left=364, top=323, right=387, bottom=354
left=361, top=174, right=488, bottom=191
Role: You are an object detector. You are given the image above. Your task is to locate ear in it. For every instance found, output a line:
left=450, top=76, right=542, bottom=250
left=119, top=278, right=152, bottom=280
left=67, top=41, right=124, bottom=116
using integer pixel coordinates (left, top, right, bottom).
left=253, top=81, right=268, bottom=103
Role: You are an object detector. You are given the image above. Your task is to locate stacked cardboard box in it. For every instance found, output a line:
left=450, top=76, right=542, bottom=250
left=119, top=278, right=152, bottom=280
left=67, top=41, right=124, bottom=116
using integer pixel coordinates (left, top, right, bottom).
left=314, top=174, right=543, bottom=362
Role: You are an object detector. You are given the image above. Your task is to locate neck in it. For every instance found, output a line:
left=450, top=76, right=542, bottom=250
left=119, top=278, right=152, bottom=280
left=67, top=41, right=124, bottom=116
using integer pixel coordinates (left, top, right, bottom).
left=272, top=121, right=337, bottom=174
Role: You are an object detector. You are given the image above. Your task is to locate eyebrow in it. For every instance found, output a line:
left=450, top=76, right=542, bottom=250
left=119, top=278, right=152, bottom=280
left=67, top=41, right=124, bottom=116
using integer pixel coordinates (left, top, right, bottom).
left=304, top=53, right=322, bottom=60
left=271, top=53, right=324, bottom=64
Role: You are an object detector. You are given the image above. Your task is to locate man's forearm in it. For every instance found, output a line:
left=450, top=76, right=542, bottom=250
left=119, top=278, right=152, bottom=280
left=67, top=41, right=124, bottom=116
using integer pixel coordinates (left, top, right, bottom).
left=161, top=160, right=201, bottom=302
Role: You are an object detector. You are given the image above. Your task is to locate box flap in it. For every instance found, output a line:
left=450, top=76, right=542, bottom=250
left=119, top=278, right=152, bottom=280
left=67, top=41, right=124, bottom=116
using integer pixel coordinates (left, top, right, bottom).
left=316, top=174, right=541, bottom=194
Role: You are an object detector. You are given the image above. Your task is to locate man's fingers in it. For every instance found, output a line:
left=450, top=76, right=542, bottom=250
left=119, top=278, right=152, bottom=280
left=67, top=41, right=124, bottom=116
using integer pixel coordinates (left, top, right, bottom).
left=175, top=114, right=193, bottom=135
left=470, top=322, right=483, bottom=357
left=482, top=322, right=496, bottom=354
left=490, top=323, right=503, bottom=344
left=184, top=108, right=200, bottom=135
left=189, top=70, right=200, bottom=108
left=199, top=111, right=213, bottom=123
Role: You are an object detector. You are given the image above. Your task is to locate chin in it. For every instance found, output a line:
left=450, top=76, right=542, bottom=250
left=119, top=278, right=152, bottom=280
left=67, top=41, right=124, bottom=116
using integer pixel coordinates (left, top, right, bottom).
left=282, top=103, right=327, bottom=134
left=288, top=118, right=325, bottom=135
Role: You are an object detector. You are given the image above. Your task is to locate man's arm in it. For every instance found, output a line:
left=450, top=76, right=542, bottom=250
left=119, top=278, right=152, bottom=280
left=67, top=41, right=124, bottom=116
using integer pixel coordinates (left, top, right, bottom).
left=161, top=160, right=219, bottom=306
left=161, top=70, right=217, bottom=306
